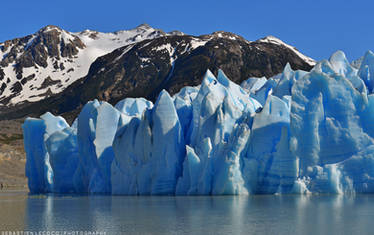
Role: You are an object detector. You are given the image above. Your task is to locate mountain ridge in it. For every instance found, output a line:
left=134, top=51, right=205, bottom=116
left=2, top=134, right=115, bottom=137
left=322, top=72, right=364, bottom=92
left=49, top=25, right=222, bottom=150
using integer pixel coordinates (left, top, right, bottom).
left=0, top=24, right=169, bottom=105
left=0, top=24, right=316, bottom=120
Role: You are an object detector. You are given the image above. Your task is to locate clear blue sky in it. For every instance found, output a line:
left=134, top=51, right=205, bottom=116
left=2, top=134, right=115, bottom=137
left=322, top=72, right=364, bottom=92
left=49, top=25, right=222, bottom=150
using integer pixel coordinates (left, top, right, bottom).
left=1, top=0, right=373, bottom=61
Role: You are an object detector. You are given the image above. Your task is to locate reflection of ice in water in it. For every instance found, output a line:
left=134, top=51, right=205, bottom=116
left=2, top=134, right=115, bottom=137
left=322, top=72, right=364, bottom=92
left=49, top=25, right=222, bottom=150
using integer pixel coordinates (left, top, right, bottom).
left=229, top=196, right=247, bottom=234
left=26, top=195, right=114, bottom=230
left=20, top=194, right=374, bottom=234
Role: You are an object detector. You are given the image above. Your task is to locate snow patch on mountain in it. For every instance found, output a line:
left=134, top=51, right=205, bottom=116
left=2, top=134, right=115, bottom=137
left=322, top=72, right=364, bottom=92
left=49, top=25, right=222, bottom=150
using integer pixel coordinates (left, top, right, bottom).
left=258, top=36, right=316, bottom=66
left=0, top=24, right=168, bottom=105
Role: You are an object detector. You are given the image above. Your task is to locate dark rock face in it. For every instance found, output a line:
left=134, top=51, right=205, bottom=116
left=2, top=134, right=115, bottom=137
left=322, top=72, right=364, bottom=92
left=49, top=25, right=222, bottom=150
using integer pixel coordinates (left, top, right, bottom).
left=0, top=31, right=314, bottom=120
left=20, top=74, right=35, bottom=85
left=10, top=82, right=22, bottom=94
left=7, top=26, right=85, bottom=71
left=39, top=76, right=60, bottom=90
left=0, top=83, right=6, bottom=95
left=0, top=68, right=4, bottom=81
left=76, top=33, right=313, bottom=105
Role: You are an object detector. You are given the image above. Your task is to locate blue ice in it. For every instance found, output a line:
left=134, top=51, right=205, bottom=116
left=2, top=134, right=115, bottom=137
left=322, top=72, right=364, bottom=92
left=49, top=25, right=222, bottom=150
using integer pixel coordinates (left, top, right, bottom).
left=23, top=50, right=374, bottom=195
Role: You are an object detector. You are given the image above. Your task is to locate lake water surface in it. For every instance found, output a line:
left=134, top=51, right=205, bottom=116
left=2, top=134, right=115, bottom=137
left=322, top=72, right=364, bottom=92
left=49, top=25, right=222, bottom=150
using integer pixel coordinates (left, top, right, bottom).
left=0, top=191, right=373, bottom=234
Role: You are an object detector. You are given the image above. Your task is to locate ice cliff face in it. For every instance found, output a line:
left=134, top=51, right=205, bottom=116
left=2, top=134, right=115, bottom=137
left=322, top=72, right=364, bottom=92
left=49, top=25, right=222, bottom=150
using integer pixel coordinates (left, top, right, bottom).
left=23, top=50, right=374, bottom=195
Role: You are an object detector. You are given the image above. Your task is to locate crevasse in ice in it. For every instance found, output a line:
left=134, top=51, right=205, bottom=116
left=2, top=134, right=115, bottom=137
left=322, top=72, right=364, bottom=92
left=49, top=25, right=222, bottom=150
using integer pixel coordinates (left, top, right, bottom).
left=23, top=50, right=374, bottom=195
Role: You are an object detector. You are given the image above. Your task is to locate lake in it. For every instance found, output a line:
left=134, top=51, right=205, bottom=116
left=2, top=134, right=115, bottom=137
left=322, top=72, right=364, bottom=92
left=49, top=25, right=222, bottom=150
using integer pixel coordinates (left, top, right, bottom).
left=0, top=191, right=373, bottom=234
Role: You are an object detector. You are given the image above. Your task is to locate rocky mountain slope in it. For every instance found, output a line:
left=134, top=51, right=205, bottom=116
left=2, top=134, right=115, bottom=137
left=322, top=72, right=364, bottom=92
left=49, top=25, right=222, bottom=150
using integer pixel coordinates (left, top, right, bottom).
left=0, top=24, right=168, bottom=106
left=0, top=26, right=315, bottom=120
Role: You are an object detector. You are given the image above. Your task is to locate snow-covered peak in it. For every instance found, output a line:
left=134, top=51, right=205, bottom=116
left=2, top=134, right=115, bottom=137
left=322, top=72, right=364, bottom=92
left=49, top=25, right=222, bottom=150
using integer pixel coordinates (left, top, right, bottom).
left=168, top=30, right=185, bottom=36
left=38, top=25, right=62, bottom=33
left=211, top=31, right=248, bottom=41
left=36, top=25, right=79, bottom=45
left=0, top=24, right=172, bottom=106
left=258, top=35, right=285, bottom=44
left=258, top=36, right=316, bottom=67
left=135, top=23, right=152, bottom=30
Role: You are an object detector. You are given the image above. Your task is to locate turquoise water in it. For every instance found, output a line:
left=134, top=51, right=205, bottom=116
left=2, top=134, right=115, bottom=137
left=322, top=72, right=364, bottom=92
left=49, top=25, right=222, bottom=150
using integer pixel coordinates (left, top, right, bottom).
left=0, top=191, right=373, bottom=234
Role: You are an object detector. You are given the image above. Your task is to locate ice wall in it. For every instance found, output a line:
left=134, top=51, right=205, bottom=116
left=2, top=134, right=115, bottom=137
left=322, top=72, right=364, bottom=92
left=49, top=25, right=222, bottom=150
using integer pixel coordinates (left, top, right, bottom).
left=23, top=50, right=374, bottom=195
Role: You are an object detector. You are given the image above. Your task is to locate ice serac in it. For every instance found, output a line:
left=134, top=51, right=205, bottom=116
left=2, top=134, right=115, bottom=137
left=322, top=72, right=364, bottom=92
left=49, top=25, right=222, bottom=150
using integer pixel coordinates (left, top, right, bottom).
left=243, top=95, right=295, bottom=194
left=175, top=145, right=201, bottom=195
left=23, top=118, right=49, bottom=194
left=241, top=77, right=267, bottom=93
left=272, top=63, right=308, bottom=99
left=111, top=90, right=185, bottom=195
left=291, top=71, right=370, bottom=168
left=76, top=100, right=122, bottom=193
left=23, top=50, right=374, bottom=194
left=46, top=127, right=79, bottom=193
left=290, top=59, right=374, bottom=193
left=175, top=70, right=261, bottom=195
left=75, top=100, right=100, bottom=193
left=173, top=86, right=199, bottom=140
left=151, top=90, right=185, bottom=194
left=115, top=98, right=153, bottom=127
left=23, top=112, right=71, bottom=193
left=358, top=50, right=374, bottom=93
left=23, top=112, right=80, bottom=194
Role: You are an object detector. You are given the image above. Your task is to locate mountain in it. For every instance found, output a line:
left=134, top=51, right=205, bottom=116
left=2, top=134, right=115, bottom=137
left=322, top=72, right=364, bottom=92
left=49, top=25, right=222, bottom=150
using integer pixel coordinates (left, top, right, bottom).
left=0, top=25, right=315, bottom=120
left=0, top=24, right=167, bottom=105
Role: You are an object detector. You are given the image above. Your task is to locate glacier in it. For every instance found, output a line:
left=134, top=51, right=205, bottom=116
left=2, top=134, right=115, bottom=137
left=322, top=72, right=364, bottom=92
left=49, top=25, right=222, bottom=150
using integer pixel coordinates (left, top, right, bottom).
left=23, top=50, right=374, bottom=195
